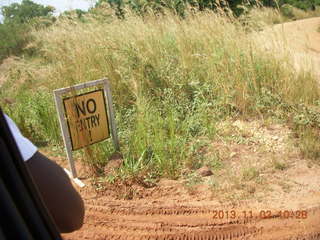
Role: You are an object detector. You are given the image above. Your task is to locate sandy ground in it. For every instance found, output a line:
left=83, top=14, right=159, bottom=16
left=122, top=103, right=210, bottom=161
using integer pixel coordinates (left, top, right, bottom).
left=57, top=18, right=320, bottom=240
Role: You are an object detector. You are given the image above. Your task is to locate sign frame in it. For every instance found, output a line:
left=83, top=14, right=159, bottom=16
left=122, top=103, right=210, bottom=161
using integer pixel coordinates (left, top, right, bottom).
left=54, top=78, right=119, bottom=179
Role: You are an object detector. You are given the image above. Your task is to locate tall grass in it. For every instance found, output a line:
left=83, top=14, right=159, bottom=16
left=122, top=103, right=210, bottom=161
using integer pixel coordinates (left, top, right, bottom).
left=242, top=7, right=283, bottom=29
left=1, top=10, right=320, bottom=179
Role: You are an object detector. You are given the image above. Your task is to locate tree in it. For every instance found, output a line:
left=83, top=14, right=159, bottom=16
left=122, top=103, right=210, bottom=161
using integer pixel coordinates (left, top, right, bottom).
left=0, top=0, right=55, bottom=62
left=1, top=0, right=55, bottom=24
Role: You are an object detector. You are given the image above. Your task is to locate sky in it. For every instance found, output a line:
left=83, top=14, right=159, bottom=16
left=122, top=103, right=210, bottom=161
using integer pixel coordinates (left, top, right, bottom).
left=0, top=0, right=97, bottom=21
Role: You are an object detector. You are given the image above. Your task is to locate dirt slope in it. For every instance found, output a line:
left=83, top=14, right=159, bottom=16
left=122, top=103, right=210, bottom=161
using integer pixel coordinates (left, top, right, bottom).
left=61, top=18, right=320, bottom=240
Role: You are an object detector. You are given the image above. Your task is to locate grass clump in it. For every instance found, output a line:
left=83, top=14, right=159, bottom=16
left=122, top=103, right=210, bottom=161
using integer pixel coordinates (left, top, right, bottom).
left=272, top=160, right=287, bottom=171
left=295, top=127, right=320, bottom=161
left=1, top=9, right=320, bottom=181
left=242, top=167, right=260, bottom=181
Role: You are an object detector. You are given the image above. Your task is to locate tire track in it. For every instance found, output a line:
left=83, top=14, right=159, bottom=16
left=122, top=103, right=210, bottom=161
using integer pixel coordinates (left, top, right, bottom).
left=63, top=198, right=320, bottom=240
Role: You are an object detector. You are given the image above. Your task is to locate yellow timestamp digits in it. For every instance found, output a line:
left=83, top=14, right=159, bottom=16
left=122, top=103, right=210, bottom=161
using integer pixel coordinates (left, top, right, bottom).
left=212, top=210, right=308, bottom=220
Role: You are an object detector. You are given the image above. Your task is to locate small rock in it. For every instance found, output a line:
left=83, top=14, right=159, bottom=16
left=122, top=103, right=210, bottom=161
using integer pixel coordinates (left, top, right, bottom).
left=197, top=166, right=213, bottom=177
left=108, top=152, right=123, bottom=161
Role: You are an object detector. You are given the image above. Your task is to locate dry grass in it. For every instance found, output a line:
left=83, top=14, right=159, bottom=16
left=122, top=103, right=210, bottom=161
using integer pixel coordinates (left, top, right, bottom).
left=280, top=5, right=320, bottom=20
left=243, top=6, right=320, bottom=31
left=1, top=10, right=320, bottom=180
left=242, top=7, right=283, bottom=29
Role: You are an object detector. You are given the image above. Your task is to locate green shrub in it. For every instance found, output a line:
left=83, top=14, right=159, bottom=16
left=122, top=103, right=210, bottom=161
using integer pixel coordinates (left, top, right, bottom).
left=280, top=3, right=310, bottom=19
left=4, top=89, right=61, bottom=145
left=0, top=0, right=55, bottom=62
left=242, top=167, right=260, bottom=181
left=280, top=4, right=295, bottom=18
left=0, top=22, right=30, bottom=62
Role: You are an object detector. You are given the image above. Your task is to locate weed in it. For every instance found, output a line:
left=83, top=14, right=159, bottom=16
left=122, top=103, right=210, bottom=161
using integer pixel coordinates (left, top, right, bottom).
left=296, top=127, right=320, bottom=161
left=209, top=152, right=224, bottom=171
left=279, top=181, right=292, bottom=193
left=208, top=177, right=219, bottom=190
left=273, top=160, right=287, bottom=171
left=4, top=90, right=60, bottom=145
left=242, top=167, right=260, bottom=181
left=184, top=172, right=202, bottom=192
left=185, top=138, right=210, bottom=170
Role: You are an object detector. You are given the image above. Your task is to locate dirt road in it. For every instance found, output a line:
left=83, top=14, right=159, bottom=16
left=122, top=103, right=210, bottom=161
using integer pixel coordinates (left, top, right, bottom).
left=64, top=200, right=320, bottom=240
left=62, top=177, right=320, bottom=240
left=61, top=18, right=320, bottom=240
left=62, top=150, right=320, bottom=240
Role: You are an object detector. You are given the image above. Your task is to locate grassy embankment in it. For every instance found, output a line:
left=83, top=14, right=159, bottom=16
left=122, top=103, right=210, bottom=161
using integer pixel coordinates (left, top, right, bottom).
left=243, top=5, right=320, bottom=29
left=1, top=10, right=320, bottom=187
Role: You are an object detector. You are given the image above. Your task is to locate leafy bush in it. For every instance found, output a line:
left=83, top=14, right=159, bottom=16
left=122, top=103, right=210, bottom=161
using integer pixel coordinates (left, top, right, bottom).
left=280, top=3, right=309, bottom=19
left=279, top=0, right=318, bottom=11
left=280, top=4, right=295, bottom=18
left=0, top=0, right=55, bottom=62
left=93, top=0, right=261, bottom=18
left=1, top=0, right=54, bottom=24
left=0, top=22, right=30, bottom=61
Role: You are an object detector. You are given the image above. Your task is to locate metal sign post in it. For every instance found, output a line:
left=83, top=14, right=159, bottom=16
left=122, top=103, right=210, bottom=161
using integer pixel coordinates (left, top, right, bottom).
left=54, top=78, right=119, bottom=181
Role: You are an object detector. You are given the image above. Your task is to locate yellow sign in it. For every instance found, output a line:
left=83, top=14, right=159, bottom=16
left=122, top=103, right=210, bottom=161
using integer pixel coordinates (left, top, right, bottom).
left=63, top=89, right=110, bottom=150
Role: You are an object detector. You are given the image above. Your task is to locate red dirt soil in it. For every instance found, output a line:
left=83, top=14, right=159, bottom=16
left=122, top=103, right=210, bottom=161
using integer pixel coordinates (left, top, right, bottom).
left=61, top=178, right=320, bottom=240
left=58, top=151, right=320, bottom=240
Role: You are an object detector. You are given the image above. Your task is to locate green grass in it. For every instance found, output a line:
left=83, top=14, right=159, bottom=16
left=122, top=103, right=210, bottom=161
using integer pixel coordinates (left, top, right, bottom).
left=1, top=9, right=320, bottom=181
